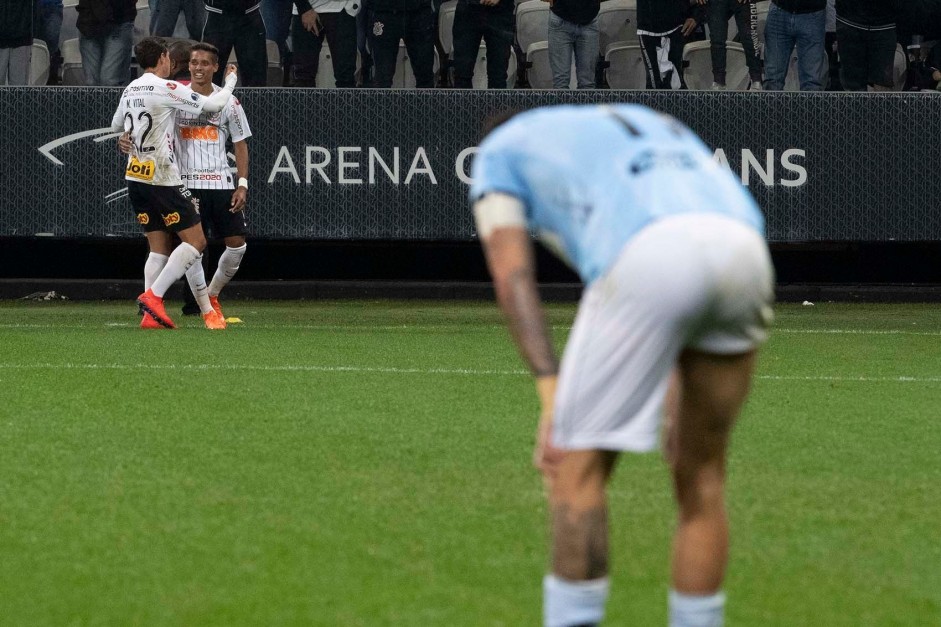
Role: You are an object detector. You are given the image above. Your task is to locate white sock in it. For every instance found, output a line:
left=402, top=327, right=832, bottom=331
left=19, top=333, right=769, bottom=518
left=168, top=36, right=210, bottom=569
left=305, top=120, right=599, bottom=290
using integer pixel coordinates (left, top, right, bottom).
left=185, top=256, right=214, bottom=314
left=669, top=590, right=726, bottom=627
left=209, top=243, right=246, bottom=297
left=151, top=242, right=201, bottom=298
left=544, top=574, right=609, bottom=627
left=143, top=252, right=169, bottom=291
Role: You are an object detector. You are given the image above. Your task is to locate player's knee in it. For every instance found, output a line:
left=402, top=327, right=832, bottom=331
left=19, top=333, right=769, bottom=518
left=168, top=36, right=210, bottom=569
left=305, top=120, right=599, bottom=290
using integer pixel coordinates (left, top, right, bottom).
left=672, top=461, right=725, bottom=518
left=225, top=236, right=246, bottom=248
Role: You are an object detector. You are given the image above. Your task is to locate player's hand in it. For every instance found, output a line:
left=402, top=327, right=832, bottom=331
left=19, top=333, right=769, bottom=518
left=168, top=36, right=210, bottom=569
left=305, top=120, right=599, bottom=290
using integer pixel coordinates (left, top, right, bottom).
left=681, top=17, right=698, bottom=37
left=230, top=187, right=247, bottom=213
left=224, top=64, right=238, bottom=79
left=533, top=375, right=565, bottom=480
left=301, top=9, right=322, bottom=35
left=117, top=132, right=133, bottom=155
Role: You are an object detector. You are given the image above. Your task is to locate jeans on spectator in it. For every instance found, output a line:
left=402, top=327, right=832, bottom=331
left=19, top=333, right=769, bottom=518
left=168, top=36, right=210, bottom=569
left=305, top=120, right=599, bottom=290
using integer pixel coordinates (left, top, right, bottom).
left=371, top=5, right=435, bottom=88
left=37, top=3, right=64, bottom=82
left=152, top=0, right=206, bottom=39
left=547, top=12, right=599, bottom=89
left=203, top=9, right=268, bottom=86
left=0, top=46, right=31, bottom=85
left=451, top=3, right=514, bottom=88
left=262, top=0, right=293, bottom=60
left=80, top=21, right=133, bottom=86
left=709, top=0, right=762, bottom=83
left=291, top=10, right=358, bottom=87
left=763, top=3, right=825, bottom=91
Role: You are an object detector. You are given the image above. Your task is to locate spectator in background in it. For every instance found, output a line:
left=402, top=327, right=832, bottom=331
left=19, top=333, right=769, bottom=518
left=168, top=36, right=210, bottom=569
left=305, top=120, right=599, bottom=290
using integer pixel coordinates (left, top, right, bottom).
left=152, top=0, right=205, bottom=39
left=835, top=0, right=897, bottom=91
left=544, top=0, right=600, bottom=89
left=825, top=0, right=841, bottom=89
left=904, top=39, right=941, bottom=91
left=290, top=0, right=360, bottom=87
left=369, top=0, right=435, bottom=88
left=705, top=0, right=763, bottom=89
left=203, top=0, right=268, bottom=86
left=77, top=0, right=136, bottom=86
left=262, top=0, right=294, bottom=66
left=36, top=0, right=64, bottom=84
left=452, top=0, right=514, bottom=88
left=0, top=0, right=36, bottom=85
left=762, top=0, right=826, bottom=90
left=637, top=0, right=705, bottom=89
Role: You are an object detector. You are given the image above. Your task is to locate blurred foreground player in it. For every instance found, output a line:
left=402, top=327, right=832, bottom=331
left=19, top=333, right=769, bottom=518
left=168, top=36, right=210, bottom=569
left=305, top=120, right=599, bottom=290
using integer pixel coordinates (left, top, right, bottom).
left=471, top=104, right=774, bottom=627
left=110, top=36, right=237, bottom=329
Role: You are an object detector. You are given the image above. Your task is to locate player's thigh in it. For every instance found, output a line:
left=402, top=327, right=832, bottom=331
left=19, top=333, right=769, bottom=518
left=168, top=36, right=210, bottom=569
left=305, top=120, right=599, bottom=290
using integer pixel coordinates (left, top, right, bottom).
left=198, top=189, right=247, bottom=240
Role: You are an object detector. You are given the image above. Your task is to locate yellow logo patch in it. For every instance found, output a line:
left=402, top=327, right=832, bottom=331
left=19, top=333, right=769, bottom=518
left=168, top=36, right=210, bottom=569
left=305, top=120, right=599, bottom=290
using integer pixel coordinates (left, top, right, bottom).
left=136, top=213, right=149, bottom=225
left=126, top=156, right=156, bottom=181
left=163, top=212, right=181, bottom=227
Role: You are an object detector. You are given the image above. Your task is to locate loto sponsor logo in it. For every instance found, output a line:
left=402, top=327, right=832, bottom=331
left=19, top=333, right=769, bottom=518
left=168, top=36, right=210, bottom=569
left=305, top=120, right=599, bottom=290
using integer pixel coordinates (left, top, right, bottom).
left=163, top=212, right=181, bottom=226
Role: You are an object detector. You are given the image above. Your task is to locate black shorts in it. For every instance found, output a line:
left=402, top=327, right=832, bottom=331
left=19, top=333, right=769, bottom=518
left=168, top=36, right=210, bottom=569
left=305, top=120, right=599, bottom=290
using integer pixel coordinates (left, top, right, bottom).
left=191, top=188, right=249, bottom=239
left=836, top=23, right=896, bottom=90
left=127, top=181, right=202, bottom=233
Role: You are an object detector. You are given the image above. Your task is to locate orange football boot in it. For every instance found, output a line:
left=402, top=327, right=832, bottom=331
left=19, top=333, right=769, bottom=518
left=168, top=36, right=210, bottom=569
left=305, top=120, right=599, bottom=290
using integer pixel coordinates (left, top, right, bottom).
left=203, top=309, right=227, bottom=330
left=140, top=312, right=164, bottom=329
left=208, top=295, right=224, bottom=318
left=137, top=289, right=176, bottom=329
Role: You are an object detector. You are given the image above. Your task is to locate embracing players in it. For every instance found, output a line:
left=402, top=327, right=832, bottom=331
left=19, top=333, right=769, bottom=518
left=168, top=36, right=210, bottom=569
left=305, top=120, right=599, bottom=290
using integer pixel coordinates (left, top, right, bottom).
left=111, top=36, right=239, bottom=330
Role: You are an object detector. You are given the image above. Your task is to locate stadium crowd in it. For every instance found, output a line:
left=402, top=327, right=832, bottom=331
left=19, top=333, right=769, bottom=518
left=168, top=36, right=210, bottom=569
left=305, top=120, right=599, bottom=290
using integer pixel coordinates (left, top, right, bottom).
left=1, top=0, right=940, bottom=90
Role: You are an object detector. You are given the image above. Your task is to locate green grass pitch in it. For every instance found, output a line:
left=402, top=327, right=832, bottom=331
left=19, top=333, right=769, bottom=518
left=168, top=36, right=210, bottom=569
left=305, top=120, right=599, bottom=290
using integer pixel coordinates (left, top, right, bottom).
left=0, top=300, right=939, bottom=625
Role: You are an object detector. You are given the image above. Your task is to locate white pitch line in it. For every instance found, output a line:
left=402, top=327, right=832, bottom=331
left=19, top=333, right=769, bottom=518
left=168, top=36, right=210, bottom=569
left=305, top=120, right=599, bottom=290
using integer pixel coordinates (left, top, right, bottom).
left=0, top=362, right=939, bottom=383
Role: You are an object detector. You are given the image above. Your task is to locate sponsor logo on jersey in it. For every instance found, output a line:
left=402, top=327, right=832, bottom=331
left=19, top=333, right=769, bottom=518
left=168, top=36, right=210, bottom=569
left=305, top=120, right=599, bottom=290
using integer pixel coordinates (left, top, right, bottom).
left=163, top=212, right=181, bottom=226
left=167, top=82, right=177, bottom=90
left=137, top=212, right=150, bottom=225
left=125, top=156, right=156, bottom=181
left=180, top=126, right=220, bottom=141
left=168, top=92, right=201, bottom=108
left=191, top=93, right=199, bottom=102
left=181, top=172, right=223, bottom=181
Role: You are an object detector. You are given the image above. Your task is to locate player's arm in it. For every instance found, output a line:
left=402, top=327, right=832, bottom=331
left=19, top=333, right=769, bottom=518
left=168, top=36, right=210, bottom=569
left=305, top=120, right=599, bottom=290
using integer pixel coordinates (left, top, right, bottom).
left=231, top=139, right=248, bottom=212
left=110, top=101, right=125, bottom=132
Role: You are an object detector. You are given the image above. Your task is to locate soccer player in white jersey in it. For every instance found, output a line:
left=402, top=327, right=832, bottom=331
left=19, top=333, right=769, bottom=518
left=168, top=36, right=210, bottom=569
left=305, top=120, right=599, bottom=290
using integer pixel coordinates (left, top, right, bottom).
left=175, top=42, right=252, bottom=320
left=110, top=36, right=238, bottom=330
left=471, top=105, right=774, bottom=627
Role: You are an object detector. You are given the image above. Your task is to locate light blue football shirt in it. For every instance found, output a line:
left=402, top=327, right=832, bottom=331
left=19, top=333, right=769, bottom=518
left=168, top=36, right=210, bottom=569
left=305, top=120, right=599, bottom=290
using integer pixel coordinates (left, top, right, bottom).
left=470, top=104, right=765, bottom=285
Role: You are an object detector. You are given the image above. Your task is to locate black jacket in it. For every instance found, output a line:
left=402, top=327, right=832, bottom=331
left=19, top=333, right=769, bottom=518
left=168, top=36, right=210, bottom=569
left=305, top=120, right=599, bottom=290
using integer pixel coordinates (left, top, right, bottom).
left=836, top=0, right=897, bottom=27
left=0, top=0, right=37, bottom=48
left=205, top=0, right=264, bottom=13
left=551, top=0, right=600, bottom=26
left=76, top=0, right=136, bottom=39
left=772, top=0, right=825, bottom=13
left=637, top=0, right=705, bottom=35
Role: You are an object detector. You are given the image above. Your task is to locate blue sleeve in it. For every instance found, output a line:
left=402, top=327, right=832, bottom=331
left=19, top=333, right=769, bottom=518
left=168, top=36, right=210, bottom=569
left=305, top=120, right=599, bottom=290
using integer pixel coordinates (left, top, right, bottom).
left=469, top=144, right=529, bottom=205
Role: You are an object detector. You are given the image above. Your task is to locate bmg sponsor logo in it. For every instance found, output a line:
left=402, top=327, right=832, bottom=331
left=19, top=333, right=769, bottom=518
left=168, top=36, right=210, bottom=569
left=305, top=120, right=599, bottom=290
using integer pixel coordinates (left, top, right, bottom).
left=136, top=213, right=150, bottom=225
left=163, top=212, right=181, bottom=226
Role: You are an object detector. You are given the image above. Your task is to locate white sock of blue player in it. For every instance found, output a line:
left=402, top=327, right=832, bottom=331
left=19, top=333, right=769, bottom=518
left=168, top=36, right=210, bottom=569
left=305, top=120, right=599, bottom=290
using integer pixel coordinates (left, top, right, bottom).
left=543, top=574, right=609, bottom=627
left=668, top=590, right=725, bottom=627
left=150, top=242, right=201, bottom=298
left=209, top=244, right=246, bottom=297
left=143, top=252, right=168, bottom=291
left=185, top=258, right=214, bottom=315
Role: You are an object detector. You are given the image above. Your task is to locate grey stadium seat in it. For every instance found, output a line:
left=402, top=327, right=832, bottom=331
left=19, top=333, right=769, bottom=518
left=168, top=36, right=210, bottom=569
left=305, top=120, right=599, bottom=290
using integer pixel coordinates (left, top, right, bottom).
left=892, top=43, right=907, bottom=91
left=29, top=40, right=50, bottom=86
left=516, top=0, right=549, bottom=58
left=683, top=40, right=748, bottom=89
left=61, top=38, right=84, bottom=85
left=439, top=0, right=457, bottom=60
left=604, top=42, right=645, bottom=89
left=133, top=0, right=151, bottom=43
left=597, top=0, right=637, bottom=57
left=526, top=41, right=576, bottom=89
left=62, top=1, right=80, bottom=44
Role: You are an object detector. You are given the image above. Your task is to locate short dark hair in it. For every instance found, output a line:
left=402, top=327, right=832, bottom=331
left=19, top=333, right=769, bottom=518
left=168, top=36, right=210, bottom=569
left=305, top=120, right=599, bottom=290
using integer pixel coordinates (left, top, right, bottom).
left=480, top=109, right=522, bottom=142
left=190, top=42, right=220, bottom=64
left=168, top=40, right=193, bottom=75
left=134, top=37, right=168, bottom=71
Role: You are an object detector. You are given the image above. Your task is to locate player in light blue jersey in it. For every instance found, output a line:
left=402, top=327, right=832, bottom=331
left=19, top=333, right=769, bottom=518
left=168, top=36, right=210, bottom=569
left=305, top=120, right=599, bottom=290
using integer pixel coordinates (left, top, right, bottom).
left=471, top=104, right=774, bottom=627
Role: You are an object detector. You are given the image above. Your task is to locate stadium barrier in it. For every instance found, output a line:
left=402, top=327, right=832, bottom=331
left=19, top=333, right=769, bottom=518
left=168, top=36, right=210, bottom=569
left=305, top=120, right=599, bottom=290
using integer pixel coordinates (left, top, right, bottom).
left=1, top=88, right=940, bottom=242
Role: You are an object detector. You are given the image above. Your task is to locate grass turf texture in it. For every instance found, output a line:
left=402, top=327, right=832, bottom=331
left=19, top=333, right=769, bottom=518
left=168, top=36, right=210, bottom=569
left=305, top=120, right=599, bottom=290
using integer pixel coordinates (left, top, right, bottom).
left=0, top=300, right=939, bottom=626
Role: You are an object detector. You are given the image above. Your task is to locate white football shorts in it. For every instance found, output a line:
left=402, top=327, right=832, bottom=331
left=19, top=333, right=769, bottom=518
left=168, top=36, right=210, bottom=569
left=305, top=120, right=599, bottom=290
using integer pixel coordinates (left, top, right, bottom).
left=552, top=213, right=774, bottom=453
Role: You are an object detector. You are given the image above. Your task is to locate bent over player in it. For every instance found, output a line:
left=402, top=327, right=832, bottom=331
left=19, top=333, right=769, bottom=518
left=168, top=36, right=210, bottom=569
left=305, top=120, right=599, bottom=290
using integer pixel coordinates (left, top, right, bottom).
left=110, top=37, right=238, bottom=330
left=471, top=104, right=774, bottom=627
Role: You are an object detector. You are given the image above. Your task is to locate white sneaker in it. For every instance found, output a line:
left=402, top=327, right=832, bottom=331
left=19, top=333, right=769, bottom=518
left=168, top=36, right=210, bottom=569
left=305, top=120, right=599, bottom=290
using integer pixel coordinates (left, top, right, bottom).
left=750, top=80, right=763, bottom=90
left=711, top=81, right=727, bottom=91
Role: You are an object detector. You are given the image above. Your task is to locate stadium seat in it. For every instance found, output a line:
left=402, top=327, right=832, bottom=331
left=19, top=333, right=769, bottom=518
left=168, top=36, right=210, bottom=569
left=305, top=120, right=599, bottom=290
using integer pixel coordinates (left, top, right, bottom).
left=892, top=43, right=907, bottom=91
left=516, top=0, right=549, bottom=59
left=604, top=42, right=645, bottom=89
left=597, top=0, right=637, bottom=57
left=266, top=39, right=281, bottom=86
left=526, top=41, right=576, bottom=89
left=438, top=0, right=457, bottom=60
left=62, top=1, right=80, bottom=44
left=684, top=40, right=748, bottom=89
left=61, top=37, right=84, bottom=85
left=133, top=0, right=151, bottom=43
left=29, top=40, right=50, bottom=86
left=392, top=43, right=440, bottom=88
